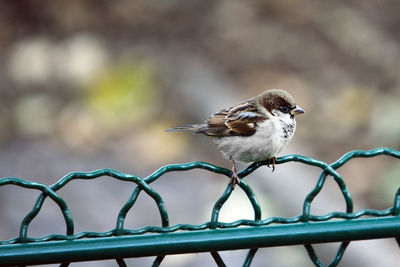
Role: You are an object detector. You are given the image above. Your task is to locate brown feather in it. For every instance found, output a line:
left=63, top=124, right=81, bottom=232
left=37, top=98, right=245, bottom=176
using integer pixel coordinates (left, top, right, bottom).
left=202, top=100, right=267, bottom=137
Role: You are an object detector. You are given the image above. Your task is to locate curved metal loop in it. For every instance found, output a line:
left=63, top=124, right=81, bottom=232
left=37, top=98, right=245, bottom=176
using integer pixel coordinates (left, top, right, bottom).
left=116, top=258, right=127, bottom=267
left=303, top=147, right=400, bottom=266
left=151, top=255, right=165, bottom=267
left=305, top=242, right=350, bottom=267
left=0, top=147, right=399, bottom=267
left=393, top=188, right=400, bottom=216
left=0, top=178, right=74, bottom=243
left=54, top=169, right=170, bottom=236
left=274, top=155, right=353, bottom=221
left=117, top=162, right=232, bottom=235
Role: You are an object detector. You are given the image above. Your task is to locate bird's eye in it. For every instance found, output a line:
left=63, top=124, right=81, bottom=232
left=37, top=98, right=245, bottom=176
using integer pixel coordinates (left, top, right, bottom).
left=279, top=106, right=290, bottom=113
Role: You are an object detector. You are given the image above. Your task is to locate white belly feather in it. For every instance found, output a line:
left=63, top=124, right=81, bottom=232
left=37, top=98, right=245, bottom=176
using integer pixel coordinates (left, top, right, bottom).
left=211, top=117, right=296, bottom=163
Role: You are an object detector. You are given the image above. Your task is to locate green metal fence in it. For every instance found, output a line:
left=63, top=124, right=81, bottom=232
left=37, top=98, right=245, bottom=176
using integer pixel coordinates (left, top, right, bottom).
left=0, top=147, right=399, bottom=266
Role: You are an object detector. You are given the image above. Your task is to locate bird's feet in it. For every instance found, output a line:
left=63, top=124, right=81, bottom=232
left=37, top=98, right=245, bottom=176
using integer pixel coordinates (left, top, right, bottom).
left=230, top=160, right=240, bottom=188
left=264, top=157, right=276, bottom=172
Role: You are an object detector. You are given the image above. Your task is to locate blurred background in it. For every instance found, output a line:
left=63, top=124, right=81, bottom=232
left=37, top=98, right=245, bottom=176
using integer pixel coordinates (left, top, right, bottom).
left=0, top=0, right=399, bottom=266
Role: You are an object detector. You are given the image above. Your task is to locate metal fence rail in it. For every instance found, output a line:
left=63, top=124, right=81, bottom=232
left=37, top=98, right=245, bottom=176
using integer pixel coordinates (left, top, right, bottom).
left=0, top=147, right=399, bottom=266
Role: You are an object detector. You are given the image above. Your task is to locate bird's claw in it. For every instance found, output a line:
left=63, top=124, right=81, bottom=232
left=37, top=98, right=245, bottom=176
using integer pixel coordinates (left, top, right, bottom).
left=230, top=161, right=240, bottom=189
left=265, top=157, right=276, bottom=172
left=230, top=173, right=240, bottom=188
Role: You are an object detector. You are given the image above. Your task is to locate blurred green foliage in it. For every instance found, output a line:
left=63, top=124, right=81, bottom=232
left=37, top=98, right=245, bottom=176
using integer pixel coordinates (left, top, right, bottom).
left=87, top=62, right=159, bottom=126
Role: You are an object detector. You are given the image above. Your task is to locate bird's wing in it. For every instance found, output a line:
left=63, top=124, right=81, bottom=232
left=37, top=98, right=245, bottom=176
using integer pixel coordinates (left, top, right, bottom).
left=202, top=100, right=267, bottom=137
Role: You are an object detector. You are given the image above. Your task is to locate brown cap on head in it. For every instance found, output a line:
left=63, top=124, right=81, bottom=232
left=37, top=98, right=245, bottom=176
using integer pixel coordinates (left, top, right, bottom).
left=257, top=89, right=297, bottom=113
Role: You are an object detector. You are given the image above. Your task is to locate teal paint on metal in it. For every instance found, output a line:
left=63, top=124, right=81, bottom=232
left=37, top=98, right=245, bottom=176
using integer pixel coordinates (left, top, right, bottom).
left=0, top=217, right=399, bottom=266
left=0, top=147, right=399, bottom=266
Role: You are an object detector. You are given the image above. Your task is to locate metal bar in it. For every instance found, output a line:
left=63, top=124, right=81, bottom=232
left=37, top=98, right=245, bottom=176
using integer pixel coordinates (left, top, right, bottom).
left=0, top=217, right=399, bottom=266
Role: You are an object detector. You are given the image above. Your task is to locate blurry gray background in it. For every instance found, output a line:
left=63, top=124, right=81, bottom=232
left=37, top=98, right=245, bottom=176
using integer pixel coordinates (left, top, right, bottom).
left=0, top=1, right=399, bottom=266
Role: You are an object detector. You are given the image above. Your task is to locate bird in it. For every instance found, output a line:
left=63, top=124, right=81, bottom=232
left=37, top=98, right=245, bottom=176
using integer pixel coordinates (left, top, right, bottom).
left=166, top=89, right=304, bottom=187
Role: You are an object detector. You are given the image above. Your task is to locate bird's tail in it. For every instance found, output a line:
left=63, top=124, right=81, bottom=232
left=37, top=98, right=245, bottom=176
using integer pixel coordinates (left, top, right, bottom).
left=165, top=124, right=205, bottom=133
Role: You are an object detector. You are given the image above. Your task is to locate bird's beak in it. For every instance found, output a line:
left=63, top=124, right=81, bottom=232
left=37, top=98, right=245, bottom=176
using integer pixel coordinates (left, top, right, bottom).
left=290, top=106, right=305, bottom=116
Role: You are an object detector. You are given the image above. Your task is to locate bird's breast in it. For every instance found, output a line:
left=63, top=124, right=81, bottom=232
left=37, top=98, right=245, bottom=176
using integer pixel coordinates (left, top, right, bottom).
left=212, top=118, right=294, bottom=163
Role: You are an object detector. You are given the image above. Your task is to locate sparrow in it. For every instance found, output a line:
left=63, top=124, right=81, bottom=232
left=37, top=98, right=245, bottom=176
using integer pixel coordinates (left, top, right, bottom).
left=166, top=89, right=304, bottom=187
